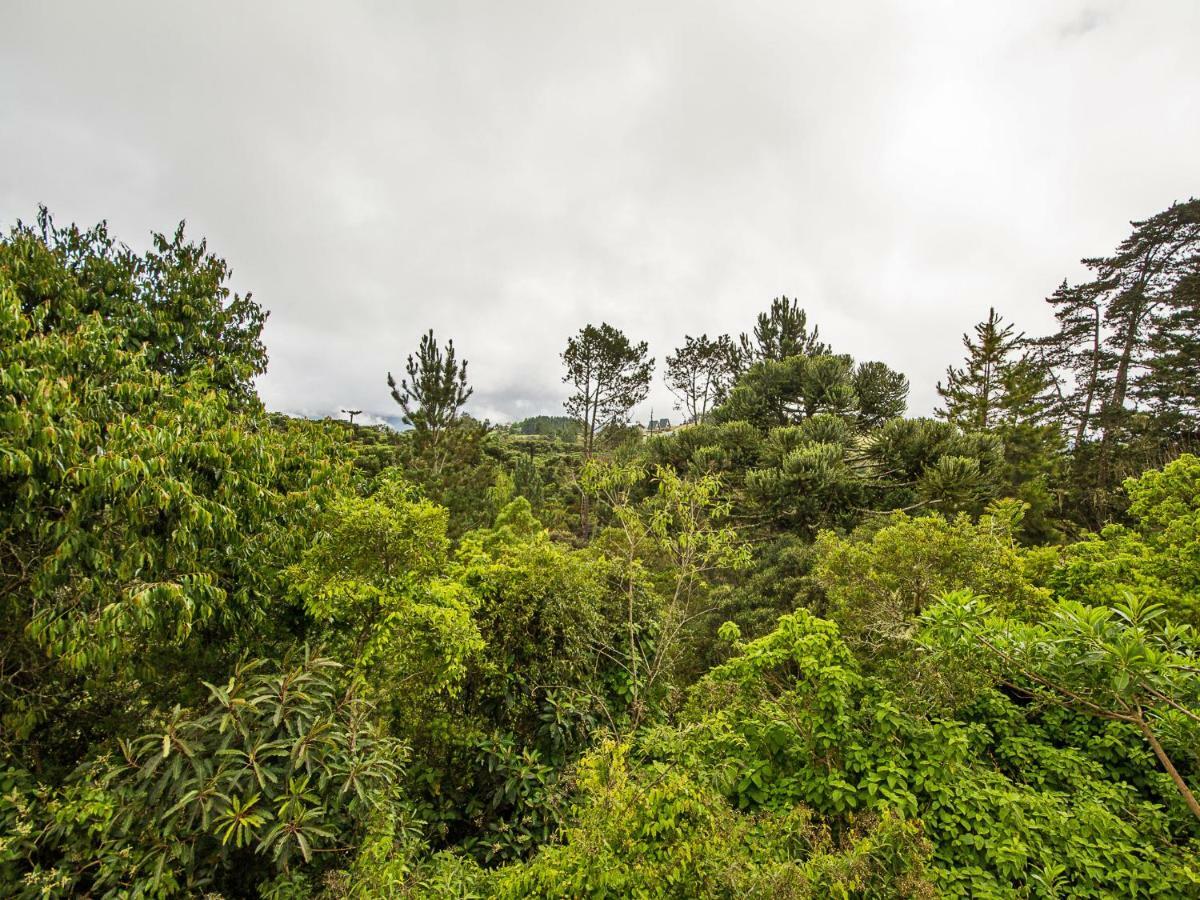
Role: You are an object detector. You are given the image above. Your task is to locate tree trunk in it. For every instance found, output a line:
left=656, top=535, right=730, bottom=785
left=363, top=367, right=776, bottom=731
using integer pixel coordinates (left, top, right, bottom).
left=1136, top=712, right=1200, bottom=823
left=1074, top=304, right=1101, bottom=448
left=1097, top=291, right=1149, bottom=493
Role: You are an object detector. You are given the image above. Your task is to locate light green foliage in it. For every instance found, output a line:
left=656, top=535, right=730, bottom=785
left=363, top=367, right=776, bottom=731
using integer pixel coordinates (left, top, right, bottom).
left=290, top=479, right=621, bottom=866
left=926, top=589, right=1200, bottom=823
left=491, top=740, right=935, bottom=899
left=2, top=652, right=402, bottom=897
left=813, top=506, right=1049, bottom=703
left=388, top=498, right=620, bottom=864
left=685, top=611, right=1198, bottom=895
left=0, top=273, right=336, bottom=751
left=583, top=461, right=749, bottom=727
left=485, top=607, right=1200, bottom=896
left=3, top=208, right=267, bottom=403
left=292, top=470, right=483, bottom=714
left=1049, top=454, right=1200, bottom=623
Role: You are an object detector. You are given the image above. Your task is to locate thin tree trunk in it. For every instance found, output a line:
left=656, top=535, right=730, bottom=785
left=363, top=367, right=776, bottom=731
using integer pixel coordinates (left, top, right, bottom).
left=1136, top=711, right=1200, bottom=823
left=1074, top=304, right=1101, bottom=448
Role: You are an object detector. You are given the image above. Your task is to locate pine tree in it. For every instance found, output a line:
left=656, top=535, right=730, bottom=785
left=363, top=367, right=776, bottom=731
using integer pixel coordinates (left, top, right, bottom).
left=561, top=323, right=654, bottom=456
left=937, top=308, right=1023, bottom=430
left=1041, top=200, right=1200, bottom=446
left=853, top=361, right=909, bottom=428
left=1039, top=198, right=1200, bottom=512
left=938, top=309, right=1065, bottom=539
left=1139, top=270, right=1200, bottom=439
left=1037, top=279, right=1107, bottom=447
left=737, top=296, right=829, bottom=366
left=562, top=323, right=653, bottom=538
left=387, top=329, right=472, bottom=474
left=1092, top=200, right=1200, bottom=474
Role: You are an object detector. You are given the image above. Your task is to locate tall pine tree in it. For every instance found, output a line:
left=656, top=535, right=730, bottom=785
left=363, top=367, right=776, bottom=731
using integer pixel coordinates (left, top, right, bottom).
left=1040, top=198, right=1200, bottom=516
left=387, top=329, right=472, bottom=475
left=1140, top=270, right=1200, bottom=440
left=561, top=322, right=653, bottom=537
left=938, top=308, right=1065, bottom=540
left=937, top=308, right=1022, bottom=430
left=737, top=296, right=829, bottom=366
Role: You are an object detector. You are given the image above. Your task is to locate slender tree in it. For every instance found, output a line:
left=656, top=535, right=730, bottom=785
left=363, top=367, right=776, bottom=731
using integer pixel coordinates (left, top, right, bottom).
left=562, top=323, right=653, bottom=538
left=664, top=333, right=737, bottom=423
left=938, top=308, right=1064, bottom=538
left=1038, top=278, right=1105, bottom=447
left=561, top=323, right=653, bottom=457
left=388, top=329, right=472, bottom=474
left=1042, top=200, right=1200, bottom=480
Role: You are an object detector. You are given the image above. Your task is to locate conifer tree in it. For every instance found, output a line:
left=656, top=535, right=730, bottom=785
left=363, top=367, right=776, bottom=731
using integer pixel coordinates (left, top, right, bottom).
left=1041, top=199, right=1200, bottom=474
left=938, top=309, right=1064, bottom=539
left=937, top=308, right=1023, bottom=430
left=1037, top=278, right=1106, bottom=447
left=1091, top=201, right=1200, bottom=487
left=561, top=323, right=653, bottom=456
left=853, top=361, right=909, bottom=428
left=388, top=329, right=472, bottom=473
left=737, top=296, right=829, bottom=366
left=1139, top=270, right=1200, bottom=439
left=562, top=323, right=653, bottom=538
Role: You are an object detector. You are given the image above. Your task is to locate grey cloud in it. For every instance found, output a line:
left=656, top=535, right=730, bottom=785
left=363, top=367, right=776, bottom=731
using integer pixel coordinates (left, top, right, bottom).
left=2, top=1, right=1196, bottom=426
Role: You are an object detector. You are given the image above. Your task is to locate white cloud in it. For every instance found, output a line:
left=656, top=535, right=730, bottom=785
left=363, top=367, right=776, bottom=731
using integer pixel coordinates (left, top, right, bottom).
left=2, top=0, right=1196, bottom=424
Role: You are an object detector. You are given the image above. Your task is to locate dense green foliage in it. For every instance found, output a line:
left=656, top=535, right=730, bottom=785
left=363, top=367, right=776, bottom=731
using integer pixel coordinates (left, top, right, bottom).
left=3, top=201, right=1199, bottom=897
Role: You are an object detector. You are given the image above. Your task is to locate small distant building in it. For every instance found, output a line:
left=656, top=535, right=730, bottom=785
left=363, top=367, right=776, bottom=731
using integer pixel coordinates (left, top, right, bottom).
left=647, top=416, right=671, bottom=433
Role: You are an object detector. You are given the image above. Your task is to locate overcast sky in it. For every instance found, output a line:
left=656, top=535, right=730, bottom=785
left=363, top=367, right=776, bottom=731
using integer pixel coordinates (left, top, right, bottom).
left=2, top=2, right=1197, bottom=426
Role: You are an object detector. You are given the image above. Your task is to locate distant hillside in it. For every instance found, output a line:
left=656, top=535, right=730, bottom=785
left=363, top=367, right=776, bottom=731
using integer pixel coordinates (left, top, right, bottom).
left=504, top=415, right=582, bottom=440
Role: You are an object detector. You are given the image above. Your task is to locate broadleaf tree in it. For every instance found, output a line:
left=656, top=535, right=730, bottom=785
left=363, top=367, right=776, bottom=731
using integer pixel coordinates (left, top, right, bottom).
left=664, top=333, right=737, bottom=424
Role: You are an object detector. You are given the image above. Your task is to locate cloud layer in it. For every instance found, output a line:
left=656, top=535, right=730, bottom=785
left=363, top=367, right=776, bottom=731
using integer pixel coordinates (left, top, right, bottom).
left=2, top=1, right=1197, bottom=425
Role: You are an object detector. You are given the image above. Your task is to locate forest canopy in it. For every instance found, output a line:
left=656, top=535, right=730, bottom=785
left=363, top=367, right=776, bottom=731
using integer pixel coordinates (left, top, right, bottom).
left=2, top=200, right=1199, bottom=897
